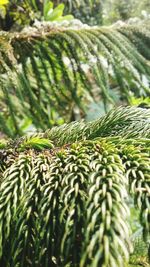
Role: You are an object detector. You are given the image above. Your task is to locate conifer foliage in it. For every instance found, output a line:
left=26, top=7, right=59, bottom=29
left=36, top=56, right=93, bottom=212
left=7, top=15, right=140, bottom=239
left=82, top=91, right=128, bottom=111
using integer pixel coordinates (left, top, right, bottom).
left=0, top=106, right=149, bottom=267
left=0, top=22, right=150, bottom=136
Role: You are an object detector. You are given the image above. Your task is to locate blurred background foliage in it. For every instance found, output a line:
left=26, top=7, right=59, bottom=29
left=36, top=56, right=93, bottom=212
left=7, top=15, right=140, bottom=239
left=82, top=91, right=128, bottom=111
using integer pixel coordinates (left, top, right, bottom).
left=0, top=0, right=74, bottom=30
left=0, top=0, right=150, bottom=30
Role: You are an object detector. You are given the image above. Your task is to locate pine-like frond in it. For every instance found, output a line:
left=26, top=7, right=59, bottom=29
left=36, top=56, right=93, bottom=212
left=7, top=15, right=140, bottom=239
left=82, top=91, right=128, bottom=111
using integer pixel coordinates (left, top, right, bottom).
left=0, top=22, right=150, bottom=136
left=0, top=106, right=149, bottom=266
left=45, top=106, right=150, bottom=145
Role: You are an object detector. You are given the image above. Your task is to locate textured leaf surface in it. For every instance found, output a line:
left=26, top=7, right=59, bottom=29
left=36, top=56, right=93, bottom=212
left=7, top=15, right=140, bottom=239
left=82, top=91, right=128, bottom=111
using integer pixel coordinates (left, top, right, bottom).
left=0, top=106, right=149, bottom=266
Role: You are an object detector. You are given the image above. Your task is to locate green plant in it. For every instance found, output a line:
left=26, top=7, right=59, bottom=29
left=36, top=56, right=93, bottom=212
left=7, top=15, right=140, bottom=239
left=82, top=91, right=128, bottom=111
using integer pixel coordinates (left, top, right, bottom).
left=0, top=0, right=73, bottom=31
left=0, top=0, right=34, bottom=30
left=0, top=106, right=149, bottom=266
left=129, top=96, right=150, bottom=108
left=43, top=1, right=73, bottom=22
left=54, top=0, right=150, bottom=26
left=0, top=22, right=150, bottom=137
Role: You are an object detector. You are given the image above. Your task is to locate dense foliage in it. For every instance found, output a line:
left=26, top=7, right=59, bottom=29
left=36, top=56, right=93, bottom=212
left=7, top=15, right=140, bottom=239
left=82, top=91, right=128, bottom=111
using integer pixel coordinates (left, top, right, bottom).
left=0, top=107, right=149, bottom=267
left=1, top=0, right=150, bottom=28
left=0, top=2, right=150, bottom=267
left=0, top=22, right=150, bottom=136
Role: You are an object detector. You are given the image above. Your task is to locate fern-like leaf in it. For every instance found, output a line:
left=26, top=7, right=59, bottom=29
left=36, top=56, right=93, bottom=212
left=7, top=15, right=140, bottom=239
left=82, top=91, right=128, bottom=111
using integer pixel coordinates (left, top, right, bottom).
left=0, top=22, right=150, bottom=136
